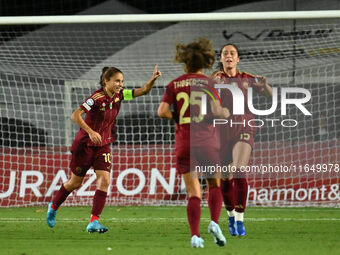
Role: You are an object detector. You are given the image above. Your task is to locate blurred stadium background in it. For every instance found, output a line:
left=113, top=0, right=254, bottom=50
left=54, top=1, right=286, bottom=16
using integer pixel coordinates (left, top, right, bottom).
left=0, top=1, right=339, bottom=255
left=0, top=0, right=339, bottom=208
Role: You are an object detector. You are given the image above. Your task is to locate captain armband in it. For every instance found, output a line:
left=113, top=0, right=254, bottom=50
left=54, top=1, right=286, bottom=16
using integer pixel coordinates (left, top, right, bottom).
left=123, top=89, right=134, bottom=101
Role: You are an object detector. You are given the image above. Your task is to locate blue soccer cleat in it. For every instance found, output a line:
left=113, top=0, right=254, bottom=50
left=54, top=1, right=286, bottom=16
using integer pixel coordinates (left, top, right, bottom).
left=46, top=202, right=57, bottom=228
left=228, top=216, right=237, bottom=236
left=86, top=220, right=108, bottom=234
left=208, top=221, right=226, bottom=247
left=236, top=221, right=246, bottom=236
left=191, top=235, right=204, bottom=248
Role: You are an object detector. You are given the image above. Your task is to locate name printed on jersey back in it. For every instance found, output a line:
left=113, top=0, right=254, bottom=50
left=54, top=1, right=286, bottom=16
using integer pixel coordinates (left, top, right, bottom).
left=174, top=78, right=209, bottom=89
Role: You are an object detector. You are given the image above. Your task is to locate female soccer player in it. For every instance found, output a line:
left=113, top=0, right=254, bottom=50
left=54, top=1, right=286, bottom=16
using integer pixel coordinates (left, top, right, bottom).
left=212, top=44, right=272, bottom=236
left=47, top=65, right=161, bottom=233
left=158, top=38, right=229, bottom=248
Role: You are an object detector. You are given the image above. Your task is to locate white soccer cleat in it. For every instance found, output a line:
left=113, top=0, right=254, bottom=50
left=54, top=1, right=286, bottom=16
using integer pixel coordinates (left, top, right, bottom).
left=191, top=235, right=204, bottom=248
left=208, top=221, right=227, bottom=247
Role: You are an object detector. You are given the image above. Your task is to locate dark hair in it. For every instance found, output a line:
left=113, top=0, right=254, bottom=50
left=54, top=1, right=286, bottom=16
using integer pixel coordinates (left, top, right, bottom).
left=175, top=37, right=215, bottom=73
left=217, top=43, right=240, bottom=70
left=99, top=67, right=123, bottom=87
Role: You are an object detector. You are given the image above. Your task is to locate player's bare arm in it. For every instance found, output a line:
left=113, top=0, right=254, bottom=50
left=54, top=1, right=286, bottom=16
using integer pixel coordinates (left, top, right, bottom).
left=255, top=76, right=273, bottom=98
left=210, top=100, right=230, bottom=119
left=71, top=107, right=102, bottom=144
left=133, top=65, right=162, bottom=97
left=157, top=102, right=173, bottom=120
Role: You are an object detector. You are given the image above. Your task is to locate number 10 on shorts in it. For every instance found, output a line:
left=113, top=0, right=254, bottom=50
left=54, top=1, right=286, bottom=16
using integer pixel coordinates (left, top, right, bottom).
left=102, top=153, right=112, bottom=163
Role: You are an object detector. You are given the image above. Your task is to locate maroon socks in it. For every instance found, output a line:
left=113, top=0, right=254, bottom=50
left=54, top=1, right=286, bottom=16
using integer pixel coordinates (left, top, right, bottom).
left=187, top=196, right=201, bottom=237
left=234, top=178, right=248, bottom=213
left=208, top=187, right=222, bottom=223
left=91, top=189, right=107, bottom=220
left=52, top=184, right=71, bottom=210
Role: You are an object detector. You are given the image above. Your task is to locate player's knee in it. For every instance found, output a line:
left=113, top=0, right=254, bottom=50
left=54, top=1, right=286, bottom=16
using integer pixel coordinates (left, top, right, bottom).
left=187, top=187, right=201, bottom=199
left=97, top=177, right=110, bottom=190
left=206, top=178, right=219, bottom=188
left=64, top=180, right=82, bottom=191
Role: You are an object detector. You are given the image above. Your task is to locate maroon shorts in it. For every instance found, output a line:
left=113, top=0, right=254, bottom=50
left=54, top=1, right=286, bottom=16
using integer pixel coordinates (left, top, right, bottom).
left=70, top=143, right=111, bottom=177
left=176, top=144, right=190, bottom=174
left=176, top=144, right=220, bottom=175
left=220, top=115, right=256, bottom=166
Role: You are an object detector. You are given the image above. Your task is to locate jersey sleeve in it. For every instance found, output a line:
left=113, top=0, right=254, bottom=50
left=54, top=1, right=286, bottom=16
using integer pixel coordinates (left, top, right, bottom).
left=161, top=83, right=174, bottom=105
left=80, top=95, right=99, bottom=113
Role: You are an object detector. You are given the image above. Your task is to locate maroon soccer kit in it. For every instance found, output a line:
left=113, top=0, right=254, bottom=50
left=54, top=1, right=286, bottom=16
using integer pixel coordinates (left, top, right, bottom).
left=161, top=73, right=220, bottom=174
left=70, top=88, right=125, bottom=176
left=213, top=70, right=262, bottom=165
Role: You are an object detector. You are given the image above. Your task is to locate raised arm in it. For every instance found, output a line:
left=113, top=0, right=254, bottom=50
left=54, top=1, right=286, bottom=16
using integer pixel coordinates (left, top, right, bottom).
left=71, top=107, right=102, bottom=144
left=254, top=76, right=273, bottom=98
left=133, top=65, right=162, bottom=98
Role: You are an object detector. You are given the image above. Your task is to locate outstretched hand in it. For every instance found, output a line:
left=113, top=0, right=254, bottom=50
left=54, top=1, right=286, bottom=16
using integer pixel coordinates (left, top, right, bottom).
left=152, top=65, right=162, bottom=80
left=254, top=76, right=267, bottom=88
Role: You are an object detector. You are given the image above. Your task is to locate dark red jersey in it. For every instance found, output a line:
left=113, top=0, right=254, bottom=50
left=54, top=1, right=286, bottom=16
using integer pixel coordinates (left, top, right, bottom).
left=161, top=73, right=219, bottom=149
left=212, top=70, right=261, bottom=147
left=212, top=70, right=262, bottom=117
left=71, top=88, right=125, bottom=149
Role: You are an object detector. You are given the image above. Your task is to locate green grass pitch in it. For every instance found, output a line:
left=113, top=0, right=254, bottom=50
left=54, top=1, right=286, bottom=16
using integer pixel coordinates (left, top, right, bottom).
left=0, top=206, right=339, bottom=255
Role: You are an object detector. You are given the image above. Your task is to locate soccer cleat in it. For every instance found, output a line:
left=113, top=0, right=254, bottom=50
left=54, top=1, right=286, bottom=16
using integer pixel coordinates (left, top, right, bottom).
left=46, top=202, right=57, bottom=228
left=86, top=220, right=108, bottom=234
left=191, top=235, right=204, bottom=248
left=208, top=221, right=226, bottom=247
left=235, top=221, right=246, bottom=236
left=228, top=216, right=237, bottom=236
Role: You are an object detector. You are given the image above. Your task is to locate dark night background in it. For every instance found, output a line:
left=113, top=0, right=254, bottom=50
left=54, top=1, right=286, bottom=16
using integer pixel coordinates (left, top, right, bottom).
left=0, top=0, right=260, bottom=16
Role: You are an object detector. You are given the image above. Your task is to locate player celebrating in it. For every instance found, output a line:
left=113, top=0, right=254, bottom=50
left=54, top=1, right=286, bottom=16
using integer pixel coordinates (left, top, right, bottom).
left=212, top=44, right=272, bottom=236
left=47, top=66, right=161, bottom=233
left=158, top=38, right=229, bottom=248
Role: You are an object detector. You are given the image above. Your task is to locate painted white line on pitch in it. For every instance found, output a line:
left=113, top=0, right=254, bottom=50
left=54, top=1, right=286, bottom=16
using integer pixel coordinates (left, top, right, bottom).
left=0, top=217, right=340, bottom=223
left=249, top=208, right=340, bottom=212
left=152, top=207, right=340, bottom=212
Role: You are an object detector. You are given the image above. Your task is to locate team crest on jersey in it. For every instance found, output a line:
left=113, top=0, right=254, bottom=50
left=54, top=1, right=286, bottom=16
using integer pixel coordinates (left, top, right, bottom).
left=243, top=82, right=249, bottom=89
left=115, top=98, right=120, bottom=103
left=100, top=103, right=106, bottom=111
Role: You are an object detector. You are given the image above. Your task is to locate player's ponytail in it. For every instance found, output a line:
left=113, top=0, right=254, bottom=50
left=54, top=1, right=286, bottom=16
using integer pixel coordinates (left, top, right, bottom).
left=100, top=67, right=123, bottom=87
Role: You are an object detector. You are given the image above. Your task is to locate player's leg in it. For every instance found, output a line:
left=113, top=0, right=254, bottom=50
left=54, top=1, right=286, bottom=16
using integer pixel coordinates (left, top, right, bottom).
left=206, top=178, right=226, bottom=246
left=182, top=172, right=204, bottom=248
left=47, top=144, right=92, bottom=228
left=231, top=141, right=252, bottom=236
left=206, top=178, right=222, bottom=224
left=86, top=145, right=111, bottom=233
left=220, top=176, right=237, bottom=236
left=47, top=173, right=84, bottom=228
left=220, top=145, right=237, bottom=235
left=86, top=170, right=110, bottom=233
